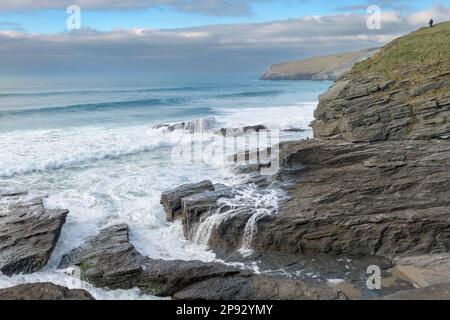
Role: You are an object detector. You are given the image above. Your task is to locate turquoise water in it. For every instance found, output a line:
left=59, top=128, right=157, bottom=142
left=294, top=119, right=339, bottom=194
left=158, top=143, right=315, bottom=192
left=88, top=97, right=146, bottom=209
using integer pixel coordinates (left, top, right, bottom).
left=0, top=77, right=331, bottom=299
left=0, top=77, right=330, bottom=131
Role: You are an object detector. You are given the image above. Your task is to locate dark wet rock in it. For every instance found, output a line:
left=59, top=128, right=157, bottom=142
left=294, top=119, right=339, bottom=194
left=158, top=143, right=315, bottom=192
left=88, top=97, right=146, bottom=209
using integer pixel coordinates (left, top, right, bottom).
left=245, top=35, right=450, bottom=258
left=205, top=208, right=254, bottom=250
left=380, top=283, right=450, bottom=300
left=0, top=283, right=94, bottom=300
left=250, top=139, right=450, bottom=257
left=182, top=184, right=236, bottom=239
left=161, top=181, right=240, bottom=240
left=214, top=250, right=415, bottom=299
left=217, top=125, right=267, bottom=137
left=161, top=180, right=214, bottom=221
left=281, top=128, right=307, bottom=132
left=58, top=224, right=147, bottom=290
left=0, top=193, right=68, bottom=276
left=311, top=72, right=449, bottom=142
left=58, top=224, right=343, bottom=300
left=58, top=224, right=240, bottom=297
left=174, top=273, right=345, bottom=300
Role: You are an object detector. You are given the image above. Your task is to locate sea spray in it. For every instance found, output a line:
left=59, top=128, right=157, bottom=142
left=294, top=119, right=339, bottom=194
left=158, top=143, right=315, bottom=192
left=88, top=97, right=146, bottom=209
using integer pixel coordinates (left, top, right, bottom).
left=238, top=188, right=280, bottom=256
left=0, top=78, right=323, bottom=299
left=192, top=204, right=233, bottom=246
left=191, top=186, right=281, bottom=252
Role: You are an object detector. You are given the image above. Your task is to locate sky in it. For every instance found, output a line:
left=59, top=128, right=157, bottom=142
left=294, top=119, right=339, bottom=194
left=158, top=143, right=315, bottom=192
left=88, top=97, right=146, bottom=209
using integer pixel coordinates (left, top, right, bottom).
left=0, top=0, right=449, bottom=77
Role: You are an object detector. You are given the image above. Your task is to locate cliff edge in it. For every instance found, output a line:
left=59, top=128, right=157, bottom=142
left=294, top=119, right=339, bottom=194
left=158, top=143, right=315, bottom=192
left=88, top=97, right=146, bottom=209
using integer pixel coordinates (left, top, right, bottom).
left=260, top=48, right=378, bottom=81
left=253, top=22, right=450, bottom=257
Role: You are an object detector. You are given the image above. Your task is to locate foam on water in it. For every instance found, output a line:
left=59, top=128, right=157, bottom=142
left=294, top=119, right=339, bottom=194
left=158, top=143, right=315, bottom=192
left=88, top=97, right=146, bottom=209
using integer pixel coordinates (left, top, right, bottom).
left=0, top=271, right=163, bottom=300
left=0, top=78, right=326, bottom=299
left=191, top=186, right=282, bottom=256
left=217, top=103, right=316, bottom=130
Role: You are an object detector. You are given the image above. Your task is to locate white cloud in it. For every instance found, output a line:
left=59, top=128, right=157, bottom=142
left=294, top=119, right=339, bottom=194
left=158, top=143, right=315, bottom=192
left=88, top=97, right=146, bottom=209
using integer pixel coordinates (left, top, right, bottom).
left=406, top=5, right=450, bottom=25
left=0, top=7, right=448, bottom=76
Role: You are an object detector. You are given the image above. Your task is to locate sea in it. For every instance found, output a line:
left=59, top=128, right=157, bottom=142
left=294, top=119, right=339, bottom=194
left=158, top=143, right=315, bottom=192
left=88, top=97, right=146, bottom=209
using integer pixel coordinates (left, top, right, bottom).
left=0, top=76, right=331, bottom=299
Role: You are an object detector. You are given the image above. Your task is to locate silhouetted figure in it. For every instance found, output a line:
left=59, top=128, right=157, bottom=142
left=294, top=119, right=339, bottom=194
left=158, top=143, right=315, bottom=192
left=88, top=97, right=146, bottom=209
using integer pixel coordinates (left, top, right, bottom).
left=429, top=19, right=434, bottom=28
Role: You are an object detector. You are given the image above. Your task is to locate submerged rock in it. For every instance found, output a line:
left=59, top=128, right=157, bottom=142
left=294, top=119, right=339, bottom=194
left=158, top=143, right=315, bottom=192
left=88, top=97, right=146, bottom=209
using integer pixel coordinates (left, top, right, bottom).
left=0, top=283, right=94, bottom=300
left=0, top=193, right=68, bottom=276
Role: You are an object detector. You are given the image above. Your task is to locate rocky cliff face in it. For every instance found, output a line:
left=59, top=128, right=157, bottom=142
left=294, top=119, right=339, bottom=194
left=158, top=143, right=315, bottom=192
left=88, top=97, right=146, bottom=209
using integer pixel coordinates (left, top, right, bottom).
left=254, top=22, right=450, bottom=258
left=163, top=23, right=450, bottom=261
left=311, top=71, right=449, bottom=142
left=260, top=48, right=378, bottom=81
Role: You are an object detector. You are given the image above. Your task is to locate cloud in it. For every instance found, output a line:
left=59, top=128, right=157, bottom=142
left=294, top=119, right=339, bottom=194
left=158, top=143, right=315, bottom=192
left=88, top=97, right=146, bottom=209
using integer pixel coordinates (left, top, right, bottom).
left=337, top=0, right=414, bottom=12
left=0, top=0, right=257, bottom=16
left=0, top=21, right=25, bottom=32
left=406, top=5, right=450, bottom=25
left=0, top=8, right=447, bottom=76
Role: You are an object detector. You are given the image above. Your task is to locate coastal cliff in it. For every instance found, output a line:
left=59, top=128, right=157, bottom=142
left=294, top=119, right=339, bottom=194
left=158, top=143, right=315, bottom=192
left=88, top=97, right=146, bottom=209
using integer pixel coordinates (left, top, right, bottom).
left=254, top=22, right=450, bottom=257
left=158, top=22, right=450, bottom=298
left=1, top=23, right=449, bottom=301
left=260, top=48, right=378, bottom=81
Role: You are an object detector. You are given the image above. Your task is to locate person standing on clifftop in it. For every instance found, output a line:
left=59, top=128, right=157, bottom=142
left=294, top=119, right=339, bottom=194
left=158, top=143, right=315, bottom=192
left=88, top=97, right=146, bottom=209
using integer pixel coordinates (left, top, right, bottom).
left=429, top=19, right=434, bottom=27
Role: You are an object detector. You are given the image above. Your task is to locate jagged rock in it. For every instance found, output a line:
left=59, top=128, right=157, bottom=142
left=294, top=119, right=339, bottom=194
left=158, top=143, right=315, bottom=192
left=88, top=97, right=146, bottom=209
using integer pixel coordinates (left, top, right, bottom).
left=197, top=139, right=450, bottom=257
left=58, top=224, right=240, bottom=297
left=243, top=26, right=450, bottom=258
left=0, top=283, right=94, bottom=300
left=174, top=273, right=345, bottom=300
left=217, top=125, right=267, bottom=137
left=58, top=224, right=343, bottom=300
left=205, top=208, right=254, bottom=250
left=312, top=73, right=449, bottom=142
left=161, top=181, right=239, bottom=240
left=249, top=139, right=450, bottom=257
left=0, top=193, right=68, bottom=276
left=380, top=283, right=450, bottom=300
left=182, top=184, right=236, bottom=239
left=160, top=180, right=214, bottom=221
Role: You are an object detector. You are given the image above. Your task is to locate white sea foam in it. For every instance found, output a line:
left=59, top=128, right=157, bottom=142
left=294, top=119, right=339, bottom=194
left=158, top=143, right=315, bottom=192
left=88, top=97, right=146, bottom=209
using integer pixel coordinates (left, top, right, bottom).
left=217, top=103, right=317, bottom=130
left=191, top=186, right=282, bottom=255
left=0, top=101, right=314, bottom=299
left=0, top=127, right=173, bottom=178
left=0, top=271, right=163, bottom=300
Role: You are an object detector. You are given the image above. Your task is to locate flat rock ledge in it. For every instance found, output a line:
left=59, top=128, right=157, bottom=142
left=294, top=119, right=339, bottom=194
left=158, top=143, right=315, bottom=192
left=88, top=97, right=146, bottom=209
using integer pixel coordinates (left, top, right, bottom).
left=380, top=283, right=450, bottom=300
left=58, top=224, right=343, bottom=300
left=0, top=283, right=94, bottom=300
left=249, top=139, right=450, bottom=257
left=0, top=193, right=68, bottom=276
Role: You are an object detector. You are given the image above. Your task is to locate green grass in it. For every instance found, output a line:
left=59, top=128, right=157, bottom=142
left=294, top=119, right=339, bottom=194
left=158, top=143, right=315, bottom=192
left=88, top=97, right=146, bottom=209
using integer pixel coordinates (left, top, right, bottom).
left=351, top=21, right=450, bottom=97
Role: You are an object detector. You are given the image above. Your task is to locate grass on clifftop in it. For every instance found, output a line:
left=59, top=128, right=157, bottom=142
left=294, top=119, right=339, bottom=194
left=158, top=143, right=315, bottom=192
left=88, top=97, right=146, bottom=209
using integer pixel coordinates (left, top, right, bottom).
left=352, top=21, right=450, bottom=85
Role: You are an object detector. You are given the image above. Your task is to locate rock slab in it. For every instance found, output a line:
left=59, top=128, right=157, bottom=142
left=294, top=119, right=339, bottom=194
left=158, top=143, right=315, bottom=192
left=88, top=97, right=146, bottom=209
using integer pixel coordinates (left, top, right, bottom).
left=0, top=283, right=94, bottom=300
left=58, top=224, right=343, bottom=300
left=0, top=194, right=68, bottom=276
